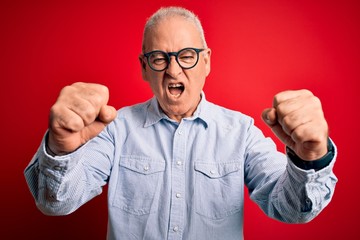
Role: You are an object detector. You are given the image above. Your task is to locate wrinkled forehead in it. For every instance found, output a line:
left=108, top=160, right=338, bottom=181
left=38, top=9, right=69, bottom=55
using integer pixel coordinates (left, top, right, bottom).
left=143, top=16, right=203, bottom=52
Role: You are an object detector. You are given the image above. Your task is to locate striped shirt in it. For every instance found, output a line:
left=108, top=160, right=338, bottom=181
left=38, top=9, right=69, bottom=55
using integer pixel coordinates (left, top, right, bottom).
left=25, top=93, right=337, bottom=240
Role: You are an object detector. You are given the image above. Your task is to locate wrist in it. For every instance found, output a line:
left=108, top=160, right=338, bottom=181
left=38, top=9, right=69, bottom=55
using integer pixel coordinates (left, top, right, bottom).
left=45, top=132, right=65, bottom=156
left=287, top=138, right=335, bottom=171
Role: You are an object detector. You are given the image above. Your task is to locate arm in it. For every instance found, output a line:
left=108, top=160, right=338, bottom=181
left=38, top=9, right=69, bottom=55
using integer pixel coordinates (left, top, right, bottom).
left=24, top=82, right=117, bottom=215
left=24, top=133, right=112, bottom=215
left=245, top=126, right=337, bottom=223
left=246, top=90, right=337, bottom=223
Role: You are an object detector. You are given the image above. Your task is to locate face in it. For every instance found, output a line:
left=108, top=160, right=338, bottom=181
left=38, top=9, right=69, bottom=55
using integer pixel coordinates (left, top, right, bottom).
left=140, top=16, right=211, bottom=122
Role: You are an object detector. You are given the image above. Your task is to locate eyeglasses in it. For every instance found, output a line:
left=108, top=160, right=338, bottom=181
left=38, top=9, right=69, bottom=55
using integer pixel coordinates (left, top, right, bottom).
left=143, top=47, right=205, bottom=72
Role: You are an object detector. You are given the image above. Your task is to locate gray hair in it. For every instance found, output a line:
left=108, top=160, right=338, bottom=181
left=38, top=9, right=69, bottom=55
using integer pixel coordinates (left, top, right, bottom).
left=142, top=6, right=208, bottom=52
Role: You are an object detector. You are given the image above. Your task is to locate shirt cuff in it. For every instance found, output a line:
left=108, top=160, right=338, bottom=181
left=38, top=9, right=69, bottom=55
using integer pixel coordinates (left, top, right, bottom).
left=286, top=138, right=335, bottom=171
left=39, top=131, right=87, bottom=172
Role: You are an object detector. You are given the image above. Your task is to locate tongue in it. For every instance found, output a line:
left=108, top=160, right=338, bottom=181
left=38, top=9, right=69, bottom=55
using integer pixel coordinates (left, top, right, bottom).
left=169, top=87, right=183, bottom=96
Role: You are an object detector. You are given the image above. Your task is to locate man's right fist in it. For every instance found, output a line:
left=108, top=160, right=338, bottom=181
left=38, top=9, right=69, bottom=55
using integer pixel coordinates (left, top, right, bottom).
left=47, top=82, right=117, bottom=156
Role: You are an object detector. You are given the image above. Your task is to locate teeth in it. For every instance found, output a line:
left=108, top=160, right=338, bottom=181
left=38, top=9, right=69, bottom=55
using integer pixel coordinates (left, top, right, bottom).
left=168, top=83, right=183, bottom=88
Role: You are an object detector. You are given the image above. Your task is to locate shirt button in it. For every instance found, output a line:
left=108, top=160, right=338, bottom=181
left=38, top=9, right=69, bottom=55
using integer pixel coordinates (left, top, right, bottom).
left=53, top=166, right=62, bottom=171
left=176, top=193, right=181, bottom=198
left=178, top=130, right=183, bottom=135
left=143, top=165, right=149, bottom=171
left=210, top=170, right=216, bottom=175
left=176, top=160, right=182, bottom=166
left=173, top=226, right=179, bottom=232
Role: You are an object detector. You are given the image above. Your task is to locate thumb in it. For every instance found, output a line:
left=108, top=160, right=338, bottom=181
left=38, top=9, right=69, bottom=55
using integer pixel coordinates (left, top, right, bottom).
left=262, top=108, right=278, bottom=127
left=98, top=105, right=117, bottom=124
left=261, top=107, right=295, bottom=149
left=80, top=105, right=117, bottom=143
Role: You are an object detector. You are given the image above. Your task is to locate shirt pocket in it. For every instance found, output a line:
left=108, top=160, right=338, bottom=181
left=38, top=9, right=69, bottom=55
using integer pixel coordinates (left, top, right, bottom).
left=113, top=155, right=166, bottom=216
left=194, top=161, right=243, bottom=220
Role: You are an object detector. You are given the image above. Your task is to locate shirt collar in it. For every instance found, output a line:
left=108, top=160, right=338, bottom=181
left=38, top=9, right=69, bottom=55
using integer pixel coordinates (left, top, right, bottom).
left=144, top=92, right=210, bottom=128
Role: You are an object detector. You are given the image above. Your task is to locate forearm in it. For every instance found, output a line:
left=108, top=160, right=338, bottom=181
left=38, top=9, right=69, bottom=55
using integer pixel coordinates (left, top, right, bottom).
left=24, top=132, right=109, bottom=215
left=245, top=125, right=338, bottom=223
left=263, top=142, right=338, bottom=223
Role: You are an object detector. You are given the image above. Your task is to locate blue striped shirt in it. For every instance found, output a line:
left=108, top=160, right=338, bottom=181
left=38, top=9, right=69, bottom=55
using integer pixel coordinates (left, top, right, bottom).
left=25, top=94, right=337, bottom=239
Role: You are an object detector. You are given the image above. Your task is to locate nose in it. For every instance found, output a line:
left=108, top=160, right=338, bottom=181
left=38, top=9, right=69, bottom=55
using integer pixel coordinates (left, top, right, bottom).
left=165, top=56, right=182, bottom=78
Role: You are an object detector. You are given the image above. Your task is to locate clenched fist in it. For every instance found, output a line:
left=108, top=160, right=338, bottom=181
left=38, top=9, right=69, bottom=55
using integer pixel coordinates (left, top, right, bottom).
left=262, top=90, right=328, bottom=161
left=47, top=82, right=117, bottom=155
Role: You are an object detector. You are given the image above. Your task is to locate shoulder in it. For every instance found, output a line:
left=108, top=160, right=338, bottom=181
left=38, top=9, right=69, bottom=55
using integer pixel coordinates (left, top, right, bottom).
left=205, top=101, right=254, bottom=127
left=114, top=99, right=152, bottom=127
left=118, top=99, right=151, bottom=115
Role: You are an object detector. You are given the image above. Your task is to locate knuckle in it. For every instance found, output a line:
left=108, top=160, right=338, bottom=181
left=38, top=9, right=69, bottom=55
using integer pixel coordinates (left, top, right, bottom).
left=59, top=85, right=74, bottom=97
left=72, top=100, right=98, bottom=124
left=71, top=82, right=86, bottom=88
left=50, top=108, right=84, bottom=132
left=290, top=128, right=303, bottom=142
left=91, top=91, right=105, bottom=106
left=86, top=84, right=109, bottom=106
left=312, top=96, right=322, bottom=108
left=301, top=89, right=313, bottom=96
left=282, top=115, right=292, bottom=128
left=83, top=106, right=98, bottom=124
left=275, top=102, right=286, bottom=116
left=65, top=117, right=84, bottom=131
left=273, top=94, right=282, bottom=106
left=49, top=105, right=60, bottom=125
left=281, top=115, right=295, bottom=135
left=98, top=84, right=109, bottom=95
left=97, top=85, right=110, bottom=104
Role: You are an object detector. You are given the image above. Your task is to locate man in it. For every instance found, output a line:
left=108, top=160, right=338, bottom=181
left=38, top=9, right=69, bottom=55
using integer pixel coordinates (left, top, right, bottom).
left=25, top=6, right=337, bottom=239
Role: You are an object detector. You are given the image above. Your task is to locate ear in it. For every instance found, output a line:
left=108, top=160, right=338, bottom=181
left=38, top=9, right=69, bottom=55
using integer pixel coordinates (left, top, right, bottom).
left=203, top=48, right=211, bottom=77
left=139, top=54, right=148, bottom=81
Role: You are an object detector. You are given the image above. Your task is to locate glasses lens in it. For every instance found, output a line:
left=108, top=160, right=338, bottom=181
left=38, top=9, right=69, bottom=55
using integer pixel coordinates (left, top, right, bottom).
left=178, top=48, right=198, bottom=69
left=148, top=51, right=168, bottom=71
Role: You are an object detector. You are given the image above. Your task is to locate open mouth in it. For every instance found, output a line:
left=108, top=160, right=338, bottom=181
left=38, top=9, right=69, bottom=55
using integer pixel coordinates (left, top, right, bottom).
left=168, top=83, right=185, bottom=97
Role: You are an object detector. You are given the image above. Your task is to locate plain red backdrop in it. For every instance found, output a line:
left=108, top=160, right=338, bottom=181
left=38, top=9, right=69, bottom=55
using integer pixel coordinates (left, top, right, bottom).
left=1, top=0, right=359, bottom=239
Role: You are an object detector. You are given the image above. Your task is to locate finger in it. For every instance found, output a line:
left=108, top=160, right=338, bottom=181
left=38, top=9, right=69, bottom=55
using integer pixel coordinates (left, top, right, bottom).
left=75, top=107, right=116, bottom=150
left=291, top=120, right=328, bottom=145
left=279, top=109, right=312, bottom=136
left=66, top=95, right=101, bottom=126
left=262, top=108, right=296, bottom=148
left=290, top=123, right=328, bottom=160
left=277, top=96, right=323, bottom=136
left=50, top=104, right=85, bottom=132
left=75, top=83, right=110, bottom=109
left=261, top=108, right=277, bottom=127
left=57, top=83, right=111, bottom=126
left=80, top=120, right=110, bottom=143
left=60, top=82, right=110, bottom=111
left=273, top=89, right=313, bottom=108
left=269, top=122, right=296, bottom=150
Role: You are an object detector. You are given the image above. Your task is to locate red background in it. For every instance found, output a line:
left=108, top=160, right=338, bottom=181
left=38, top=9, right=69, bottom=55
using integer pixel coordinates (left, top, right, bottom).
left=1, top=0, right=359, bottom=239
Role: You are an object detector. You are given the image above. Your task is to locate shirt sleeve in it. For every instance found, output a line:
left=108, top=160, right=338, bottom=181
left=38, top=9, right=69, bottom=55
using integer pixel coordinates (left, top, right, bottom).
left=24, top=129, right=114, bottom=216
left=245, top=123, right=338, bottom=223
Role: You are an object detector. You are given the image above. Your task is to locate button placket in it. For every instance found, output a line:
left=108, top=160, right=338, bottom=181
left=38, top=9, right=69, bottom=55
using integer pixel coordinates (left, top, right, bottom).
left=168, top=122, right=187, bottom=237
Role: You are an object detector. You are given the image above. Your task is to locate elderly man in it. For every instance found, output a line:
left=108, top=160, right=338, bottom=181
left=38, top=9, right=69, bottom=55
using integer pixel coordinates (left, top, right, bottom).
left=25, top=6, right=337, bottom=239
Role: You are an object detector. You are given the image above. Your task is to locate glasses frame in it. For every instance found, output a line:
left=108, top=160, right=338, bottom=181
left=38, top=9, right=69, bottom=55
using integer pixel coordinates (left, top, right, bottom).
left=143, top=47, right=205, bottom=72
